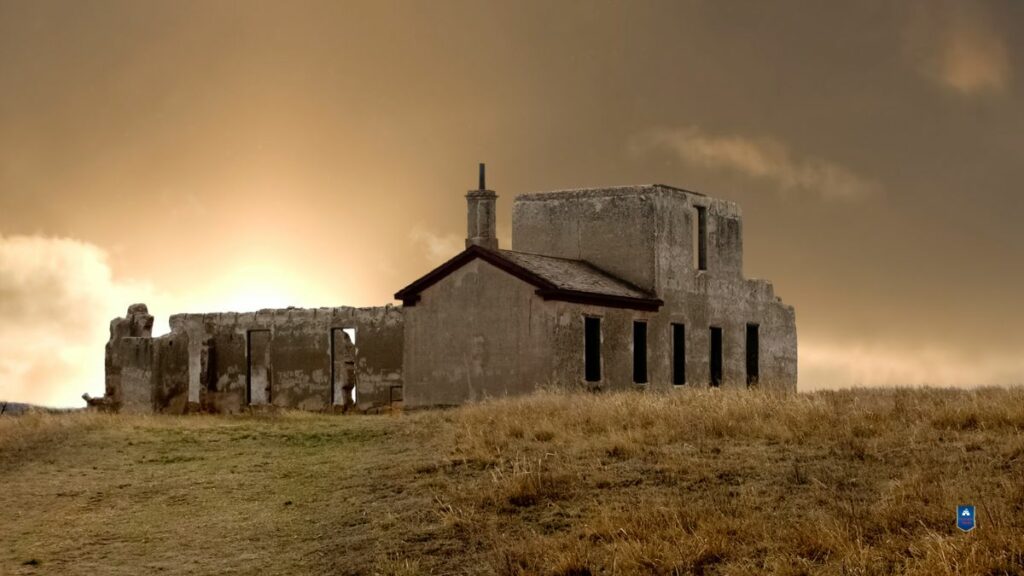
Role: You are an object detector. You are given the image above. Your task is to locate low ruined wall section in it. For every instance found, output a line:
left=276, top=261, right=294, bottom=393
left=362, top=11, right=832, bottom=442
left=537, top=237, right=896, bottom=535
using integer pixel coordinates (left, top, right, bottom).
left=102, top=304, right=403, bottom=414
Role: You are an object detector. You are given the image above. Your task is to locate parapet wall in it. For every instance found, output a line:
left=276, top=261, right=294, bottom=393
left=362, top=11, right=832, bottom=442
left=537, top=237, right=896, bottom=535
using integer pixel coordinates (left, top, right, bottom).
left=512, top=185, right=745, bottom=296
left=99, top=303, right=404, bottom=414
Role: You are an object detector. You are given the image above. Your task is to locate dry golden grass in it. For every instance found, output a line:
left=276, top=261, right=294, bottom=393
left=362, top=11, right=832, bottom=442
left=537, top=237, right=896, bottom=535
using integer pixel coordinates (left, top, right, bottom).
left=2, top=387, right=1023, bottom=575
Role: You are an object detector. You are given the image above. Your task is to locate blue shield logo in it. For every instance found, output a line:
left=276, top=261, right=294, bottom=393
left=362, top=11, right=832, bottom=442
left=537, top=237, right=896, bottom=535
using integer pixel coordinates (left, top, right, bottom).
left=957, top=505, right=976, bottom=532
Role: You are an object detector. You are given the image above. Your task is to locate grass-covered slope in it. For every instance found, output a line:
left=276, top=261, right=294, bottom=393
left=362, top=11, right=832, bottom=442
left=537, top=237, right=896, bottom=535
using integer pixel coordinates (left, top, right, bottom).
left=1, top=388, right=1023, bottom=575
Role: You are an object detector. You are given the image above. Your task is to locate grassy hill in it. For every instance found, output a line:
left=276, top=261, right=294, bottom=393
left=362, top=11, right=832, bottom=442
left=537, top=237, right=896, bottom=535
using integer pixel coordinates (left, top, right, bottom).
left=1, top=387, right=1023, bottom=575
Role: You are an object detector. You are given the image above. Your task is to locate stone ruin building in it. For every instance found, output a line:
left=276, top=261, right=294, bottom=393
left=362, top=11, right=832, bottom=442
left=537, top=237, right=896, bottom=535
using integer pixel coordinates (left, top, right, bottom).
left=90, top=166, right=796, bottom=413
left=90, top=303, right=403, bottom=414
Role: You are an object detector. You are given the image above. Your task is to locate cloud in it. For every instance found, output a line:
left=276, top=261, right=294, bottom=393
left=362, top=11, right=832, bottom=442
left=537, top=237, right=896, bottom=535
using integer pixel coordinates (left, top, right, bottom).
left=637, top=127, right=880, bottom=200
left=0, top=234, right=158, bottom=407
left=800, top=340, right=1024, bottom=391
left=904, top=1, right=1010, bottom=95
left=409, top=225, right=463, bottom=265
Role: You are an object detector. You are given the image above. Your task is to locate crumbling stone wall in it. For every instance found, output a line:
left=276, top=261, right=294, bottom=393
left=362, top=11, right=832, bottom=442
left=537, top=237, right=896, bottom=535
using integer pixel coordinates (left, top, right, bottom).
left=512, top=185, right=796, bottom=391
left=402, top=185, right=797, bottom=407
left=99, top=304, right=403, bottom=414
left=89, top=304, right=165, bottom=413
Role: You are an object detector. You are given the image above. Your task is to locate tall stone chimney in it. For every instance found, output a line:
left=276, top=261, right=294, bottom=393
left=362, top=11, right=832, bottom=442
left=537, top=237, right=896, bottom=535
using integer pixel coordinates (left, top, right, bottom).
left=466, top=163, right=498, bottom=250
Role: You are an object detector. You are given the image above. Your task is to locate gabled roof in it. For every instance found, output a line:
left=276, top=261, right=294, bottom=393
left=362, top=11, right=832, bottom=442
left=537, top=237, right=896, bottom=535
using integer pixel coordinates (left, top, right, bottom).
left=394, top=245, right=663, bottom=311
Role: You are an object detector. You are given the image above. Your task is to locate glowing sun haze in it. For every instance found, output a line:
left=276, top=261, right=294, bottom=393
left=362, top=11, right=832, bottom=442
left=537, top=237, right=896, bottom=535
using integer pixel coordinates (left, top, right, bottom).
left=1, top=0, right=1022, bottom=406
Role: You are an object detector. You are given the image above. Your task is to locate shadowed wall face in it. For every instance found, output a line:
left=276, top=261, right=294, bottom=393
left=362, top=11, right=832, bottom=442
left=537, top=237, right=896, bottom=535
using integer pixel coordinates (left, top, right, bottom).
left=1, top=1, right=1023, bottom=405
left=402, top=259, right=556, bottom=407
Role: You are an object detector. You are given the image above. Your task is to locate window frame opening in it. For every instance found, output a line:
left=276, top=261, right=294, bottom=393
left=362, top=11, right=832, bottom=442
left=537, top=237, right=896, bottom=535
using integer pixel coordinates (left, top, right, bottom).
left=672, top=323, right=686, bottom=386
left=584, top=316, right=602, bottom=382
left=696, top=205, right=708, bottom=271
left=746, top=323, right=759, bottom=387
left=709, top=326, right=723, bottom=387
left=633, top=320, right=648, bottom=384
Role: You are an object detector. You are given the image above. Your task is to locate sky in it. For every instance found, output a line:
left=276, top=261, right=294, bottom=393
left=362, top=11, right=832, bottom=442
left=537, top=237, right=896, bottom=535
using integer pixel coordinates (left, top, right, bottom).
left=1, top=0, right=1022, bottom=406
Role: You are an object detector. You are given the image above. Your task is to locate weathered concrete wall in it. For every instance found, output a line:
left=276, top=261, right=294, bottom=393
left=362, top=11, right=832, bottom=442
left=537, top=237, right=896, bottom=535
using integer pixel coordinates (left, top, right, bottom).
left=403, top=264, right=794, bottom=399
left=112, top=338, right=155, bottom=413
left=402, top=259, right=557, bottom=407
left=513, top=185, right=745, bottom=295
left=152, top=331, right=190, bottom=413
left=510, top=185, right=794, bottom=391
left=403, top=185, right=796, bottom=405
left=513, top=188, right=661, bottom=292
left=100, top=304, right=158, bottom=413
left=405, top=276, right=795, bottom=406
left=101, top=304, right=403, bottom=414
left=545, top=285, right=796, bottom=391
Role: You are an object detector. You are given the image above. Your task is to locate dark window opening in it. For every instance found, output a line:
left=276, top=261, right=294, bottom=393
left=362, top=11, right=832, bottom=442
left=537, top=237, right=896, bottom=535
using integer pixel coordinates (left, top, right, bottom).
left=389, top=385, right=403, bottom=404
left=205, top=339, right=218, bottom=392
left=584, top=317, right=601, bottom=382
left=697, top=206, right=708, bottom=271
left=746, top=324, right=759, bottom=387
left=709, top=326, right=723, bottom=387
left=633, top=321, right=648, bottom=384
left=672, top=323, right=686, bottom=385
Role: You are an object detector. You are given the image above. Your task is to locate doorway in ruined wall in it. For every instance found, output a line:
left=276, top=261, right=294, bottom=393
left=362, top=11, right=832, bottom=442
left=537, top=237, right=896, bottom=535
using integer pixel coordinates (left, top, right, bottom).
left=247, top=330, right=272, bottom=405
left=330, top=328, right=357, bottom=410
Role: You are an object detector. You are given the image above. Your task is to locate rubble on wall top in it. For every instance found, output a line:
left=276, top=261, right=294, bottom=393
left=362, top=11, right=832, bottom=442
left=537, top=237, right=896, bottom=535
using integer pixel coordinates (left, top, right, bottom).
left=160, top=304, right=403, bottom=333
left=515, top=184, right=707, bottom=202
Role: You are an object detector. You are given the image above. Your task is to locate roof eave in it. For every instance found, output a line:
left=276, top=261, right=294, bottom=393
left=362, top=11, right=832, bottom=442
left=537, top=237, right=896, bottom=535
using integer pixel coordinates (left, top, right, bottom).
left=535, top=288, right=663, bottom=312
left=395, top=245, right=663, bottom=311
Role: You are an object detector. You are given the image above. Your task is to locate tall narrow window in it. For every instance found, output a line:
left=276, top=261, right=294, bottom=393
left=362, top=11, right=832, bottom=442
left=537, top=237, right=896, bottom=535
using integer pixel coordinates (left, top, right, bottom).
left=746, top=324, right=759, bottom=387
left=633, top=321, right=648, bottom=384
left=205, top=339, right=218, bottom=392
left=697, top=206, right=708, bottom=271
left=672, top=323, right=686, bottom=385
left=584, top=317, right=601, bottom=382
left=247, top=329, right=272, bottom=405
left=709, top=326, right=723, bottom=387
left=692, top=209, right=700, bottom=270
